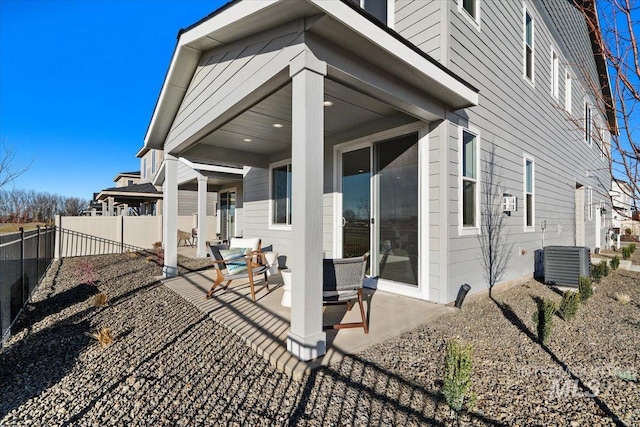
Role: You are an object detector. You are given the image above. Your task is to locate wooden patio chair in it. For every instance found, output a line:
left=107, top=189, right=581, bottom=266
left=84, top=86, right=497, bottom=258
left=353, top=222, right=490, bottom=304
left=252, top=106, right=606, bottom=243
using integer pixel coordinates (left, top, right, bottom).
left=323, top=253, right=369, bottom=333
left=207, top=243, right=269, bottom=302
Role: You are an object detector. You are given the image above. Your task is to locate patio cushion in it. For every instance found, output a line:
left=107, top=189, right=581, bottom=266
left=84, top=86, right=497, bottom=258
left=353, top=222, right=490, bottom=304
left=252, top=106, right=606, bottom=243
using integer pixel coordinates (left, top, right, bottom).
left=219, top=248, right=251, bottom=275
left=230, top=237, right=260, bottom=251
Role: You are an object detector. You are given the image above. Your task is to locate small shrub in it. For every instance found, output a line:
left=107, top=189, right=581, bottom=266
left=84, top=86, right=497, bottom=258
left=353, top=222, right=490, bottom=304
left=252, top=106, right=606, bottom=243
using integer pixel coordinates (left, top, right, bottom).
left=622, top=246, right=631, bottom=260
left=614, top=292, right=631, bottom=304
left=591, top=263, right=603, bottom=282
left=625, top=227, right=632, bottom=236
left=533, top=299, right=557, bottom=345
left=601, top=260, right=610, bottom=277
left=76, top=260, right=98, bottom=285
left=558, top=291, right=580, bottom=321
left=610, top=256, right=620, bottom=270
left=153, top=241, right=162, bottom=249
left=94, top=292, right=108, bottom=307
left=443, top=339, right=475, bottom=415
left=578, top=276, right=593, bottom=301
left=86, top=327, right=114, bottom=348
left=630, top=243, right=637, bottom=254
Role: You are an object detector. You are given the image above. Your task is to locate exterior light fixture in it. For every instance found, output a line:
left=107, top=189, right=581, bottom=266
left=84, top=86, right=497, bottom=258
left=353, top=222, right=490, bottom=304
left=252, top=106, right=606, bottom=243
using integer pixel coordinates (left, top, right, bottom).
left=243, top=138, right=252, bottom=142
left=273, top=123, right=283, bottom=128
left=323, top=101, right=333, bottom=107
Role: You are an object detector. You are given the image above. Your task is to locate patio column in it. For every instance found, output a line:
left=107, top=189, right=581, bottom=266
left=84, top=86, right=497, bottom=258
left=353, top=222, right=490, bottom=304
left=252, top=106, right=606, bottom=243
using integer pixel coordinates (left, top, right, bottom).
left=163, top=153, right=179, bottom=278
left=286, top=51, right=327, bottom=361
left=196, top=175, right=208, bottom=258
left=107, top=197, right=114, bottom=216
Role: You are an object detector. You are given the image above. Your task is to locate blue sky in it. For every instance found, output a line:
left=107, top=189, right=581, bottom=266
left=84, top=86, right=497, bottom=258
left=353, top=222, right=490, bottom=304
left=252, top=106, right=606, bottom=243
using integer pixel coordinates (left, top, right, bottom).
left=0, top=0, right=226, bottom=199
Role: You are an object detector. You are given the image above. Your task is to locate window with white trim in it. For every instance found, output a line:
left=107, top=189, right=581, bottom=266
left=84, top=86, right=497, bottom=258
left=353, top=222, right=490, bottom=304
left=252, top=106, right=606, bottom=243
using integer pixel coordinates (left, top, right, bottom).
left=524, top=157, right=534, bottom=229
left=270, top=161, right=292, bottom=226
left=565, top=71, right=572, bottom=113
left=585, top=101, right=592, bottom=145
left=588, top=187, right=593, bottom=220
left=143, top=158, right=147, bottom=179
left=461, top=129, right=479, bottom=229
left=551, top=49, right=559, bottom=98
left=350, top=0, right=391, bottom=26
left=524, top=8, right=534, bottom=82
left=458, top=0, right=480, bottom=28
left=151, top=152, right=156, bottom=174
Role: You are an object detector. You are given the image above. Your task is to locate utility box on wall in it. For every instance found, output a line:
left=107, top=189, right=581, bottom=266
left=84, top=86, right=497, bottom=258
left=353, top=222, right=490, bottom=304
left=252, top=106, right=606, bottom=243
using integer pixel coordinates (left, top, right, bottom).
left=543, top=246, right=591, bottom=287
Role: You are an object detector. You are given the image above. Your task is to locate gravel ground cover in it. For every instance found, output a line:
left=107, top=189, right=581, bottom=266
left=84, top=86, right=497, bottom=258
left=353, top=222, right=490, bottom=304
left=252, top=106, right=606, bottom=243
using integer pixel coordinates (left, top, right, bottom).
left=1, top=251, right=638, bottom=426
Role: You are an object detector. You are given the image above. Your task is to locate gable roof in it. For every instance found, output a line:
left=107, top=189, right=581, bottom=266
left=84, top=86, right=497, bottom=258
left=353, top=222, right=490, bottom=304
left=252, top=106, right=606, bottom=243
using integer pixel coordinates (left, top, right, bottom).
left=96, top=182, right=162, bottom=201
left=142, top=0, right=480, bottom=152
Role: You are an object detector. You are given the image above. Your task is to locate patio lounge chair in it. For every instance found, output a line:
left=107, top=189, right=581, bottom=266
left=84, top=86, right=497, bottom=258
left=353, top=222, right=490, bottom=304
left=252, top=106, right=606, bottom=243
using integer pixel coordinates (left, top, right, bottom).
left=323, top=253, right=369, bottom=333
left=207, top=243, right=269, bottom=302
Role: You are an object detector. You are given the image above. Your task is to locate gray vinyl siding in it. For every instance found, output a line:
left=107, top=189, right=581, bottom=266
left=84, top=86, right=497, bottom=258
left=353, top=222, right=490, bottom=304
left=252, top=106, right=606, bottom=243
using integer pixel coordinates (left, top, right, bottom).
left=394, top=0, right=443, bottom=62
left=176, top=190, right=217, bottom=216
left=166, top=23, right=304, bottom=152
left=443, top=0, right=610, bottom=300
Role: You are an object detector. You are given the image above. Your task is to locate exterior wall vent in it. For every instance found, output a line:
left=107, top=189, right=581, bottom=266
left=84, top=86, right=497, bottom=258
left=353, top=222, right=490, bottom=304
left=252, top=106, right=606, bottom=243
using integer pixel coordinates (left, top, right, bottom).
left=543, top=246, right=591, bottom=287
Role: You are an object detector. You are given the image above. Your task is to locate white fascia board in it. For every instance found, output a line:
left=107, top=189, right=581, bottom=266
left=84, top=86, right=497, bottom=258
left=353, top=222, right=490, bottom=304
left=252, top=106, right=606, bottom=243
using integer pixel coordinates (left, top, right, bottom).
left=97, top=191, right=162, bottom=200
left=143, top=0, right=280, bottom=152
left=179, top=157, right=245, bottom=176
left=178, top=0, right=280, bottom=46
left=153, top=161, right=166, bottom=186
left=308, top=0, right=479, bottom=107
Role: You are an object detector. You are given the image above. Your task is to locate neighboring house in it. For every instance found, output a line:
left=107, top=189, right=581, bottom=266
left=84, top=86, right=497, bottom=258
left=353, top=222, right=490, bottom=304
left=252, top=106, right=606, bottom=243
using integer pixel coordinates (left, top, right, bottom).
left=611, top=179, right=639, bottom=235
left=141, top=0, right=615, bottom=360
left=113, top=171, right=141, bottom=188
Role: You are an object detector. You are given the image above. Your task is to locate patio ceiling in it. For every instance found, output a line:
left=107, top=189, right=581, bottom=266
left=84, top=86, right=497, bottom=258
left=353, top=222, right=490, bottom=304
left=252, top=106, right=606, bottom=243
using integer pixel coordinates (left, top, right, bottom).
left=182, top=79, right=414, bottom=162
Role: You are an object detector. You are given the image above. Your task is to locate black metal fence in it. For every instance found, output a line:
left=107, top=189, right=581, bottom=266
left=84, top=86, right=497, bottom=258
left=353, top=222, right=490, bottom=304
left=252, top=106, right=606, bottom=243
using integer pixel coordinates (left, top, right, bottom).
left=58, top=227, right=144, bottom=257
left=1, top=226, right=56, bottom=344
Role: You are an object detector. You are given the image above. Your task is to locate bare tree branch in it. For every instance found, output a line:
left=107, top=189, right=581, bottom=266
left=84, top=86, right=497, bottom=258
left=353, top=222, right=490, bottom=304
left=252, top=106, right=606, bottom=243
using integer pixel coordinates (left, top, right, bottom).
left=0, top=141, right=31, bottom=189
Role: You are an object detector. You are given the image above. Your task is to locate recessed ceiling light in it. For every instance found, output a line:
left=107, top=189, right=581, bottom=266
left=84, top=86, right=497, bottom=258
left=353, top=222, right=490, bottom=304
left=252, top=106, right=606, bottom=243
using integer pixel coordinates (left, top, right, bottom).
left=323, top=101, right=334, bottom=107
left=243, top=138, right=252, bottom=142
left=358, top=169, right=364, bottom=173
left=273, top=123, right=283, bottom=128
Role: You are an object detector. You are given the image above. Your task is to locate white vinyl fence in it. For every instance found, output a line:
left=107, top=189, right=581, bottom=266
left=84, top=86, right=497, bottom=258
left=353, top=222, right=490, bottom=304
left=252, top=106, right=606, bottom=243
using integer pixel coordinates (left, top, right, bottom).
left=55, top=214, right=218, bottom=257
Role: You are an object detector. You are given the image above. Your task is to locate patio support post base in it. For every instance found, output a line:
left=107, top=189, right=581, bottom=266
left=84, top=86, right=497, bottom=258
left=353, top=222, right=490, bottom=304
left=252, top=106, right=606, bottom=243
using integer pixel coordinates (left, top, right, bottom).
left=287, top=331, right=326, bottom=362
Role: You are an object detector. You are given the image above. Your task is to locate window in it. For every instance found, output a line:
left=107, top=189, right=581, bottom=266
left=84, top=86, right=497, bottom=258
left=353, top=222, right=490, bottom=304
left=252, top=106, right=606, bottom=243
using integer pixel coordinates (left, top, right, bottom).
left=128, top=180, right=134, bottom=186
left=565, top=71, right=572, bottom=113
left=524, top=157, right=534, bottom=230
left=143, top=158, right=147, bottom=179
left=350, top=0, right=390, bottom=26
left=585, top=101, right=592, bottom=145
left=461, top=129, right=479, bottom=229
left=524, top=9, right=534, bottom=82
left=151, top=152, right=156, bottom=174
left=271, top=161, right=292, bottom=226
left=588, top=187, right=593, bottom=220
left=551, top=50, right=559, bottom=98
left=458, top=0, right=480, bottom=27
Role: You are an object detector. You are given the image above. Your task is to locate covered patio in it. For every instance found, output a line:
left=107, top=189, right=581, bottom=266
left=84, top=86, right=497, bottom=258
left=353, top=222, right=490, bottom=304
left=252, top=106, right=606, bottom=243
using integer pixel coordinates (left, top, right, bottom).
left=145, top=0, right=478, bottom=362
left=163, top=264, right=452, bottom=379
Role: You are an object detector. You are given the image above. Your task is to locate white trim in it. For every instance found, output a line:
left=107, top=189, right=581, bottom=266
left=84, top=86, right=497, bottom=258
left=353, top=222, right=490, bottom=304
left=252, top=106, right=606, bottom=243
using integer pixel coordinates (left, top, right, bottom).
left=387, top=0, right=395, bottom=30
left=523, top=154, right=535, bottom=232
left=588, top=187, right=593, bottom=220
left=457, top=0, right=481, bottom=32
left=565, top=69, right=572, bottom=114
left=523, top=4, right=535, bottom=86
left=458, top=125, right=481, bottom=236
left=550, top=47, right=559, bottom=99
left=269, top=158, right=292, bottom=230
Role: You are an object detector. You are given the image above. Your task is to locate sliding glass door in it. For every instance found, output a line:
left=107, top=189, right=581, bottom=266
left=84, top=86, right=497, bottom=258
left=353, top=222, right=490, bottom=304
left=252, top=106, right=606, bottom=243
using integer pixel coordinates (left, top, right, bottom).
left=339, top=132, right=419, bottom=287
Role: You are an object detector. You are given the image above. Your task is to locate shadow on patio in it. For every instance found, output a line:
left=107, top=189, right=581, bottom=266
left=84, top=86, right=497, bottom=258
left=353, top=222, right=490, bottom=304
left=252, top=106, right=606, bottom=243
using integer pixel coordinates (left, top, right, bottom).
left=163, top=268, right=452, bottom=380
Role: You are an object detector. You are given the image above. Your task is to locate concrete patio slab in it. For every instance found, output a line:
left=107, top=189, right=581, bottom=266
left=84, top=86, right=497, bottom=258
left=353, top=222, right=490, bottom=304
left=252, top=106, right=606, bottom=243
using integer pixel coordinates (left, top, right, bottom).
left=163, top=269, right=453, bottom=380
